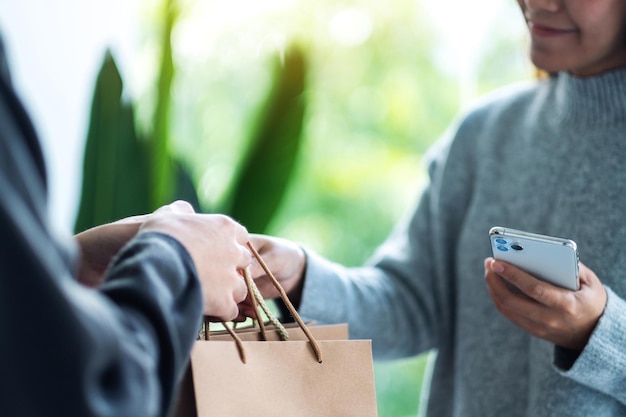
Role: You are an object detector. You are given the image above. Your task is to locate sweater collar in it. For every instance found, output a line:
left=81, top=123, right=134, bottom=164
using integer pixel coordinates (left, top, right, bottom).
left=554, top=67, right=626, bottom=128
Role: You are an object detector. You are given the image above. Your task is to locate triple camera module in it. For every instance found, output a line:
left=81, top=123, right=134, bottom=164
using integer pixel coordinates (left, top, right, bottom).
left=494, top=238, right=524, bottom=252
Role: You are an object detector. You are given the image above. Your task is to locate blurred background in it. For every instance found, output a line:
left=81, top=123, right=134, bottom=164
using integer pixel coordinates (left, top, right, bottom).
left=0, top=0, right=530, bottom=415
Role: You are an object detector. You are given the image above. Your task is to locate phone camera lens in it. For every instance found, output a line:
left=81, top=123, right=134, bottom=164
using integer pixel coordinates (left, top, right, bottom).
left=510, top=243, right=524, bottom=251
left=496, top=245, right=508, bottom=252
left=495, top=238, right=507, bottom=244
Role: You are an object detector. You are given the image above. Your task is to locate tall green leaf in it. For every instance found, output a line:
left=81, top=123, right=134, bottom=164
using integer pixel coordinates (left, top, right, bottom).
left=74, top=0, right=198, bottom=234
left=74, top=51, right=151, bottom=233
left=150, top=0, right=179, bottom=208
left=226, top=45, right=308, bottom=233
left=173, top=159, right=202, bottom=212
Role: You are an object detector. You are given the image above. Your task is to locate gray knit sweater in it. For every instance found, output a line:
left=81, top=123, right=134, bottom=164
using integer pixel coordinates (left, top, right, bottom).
left=299, top=68, right=626, bottom=416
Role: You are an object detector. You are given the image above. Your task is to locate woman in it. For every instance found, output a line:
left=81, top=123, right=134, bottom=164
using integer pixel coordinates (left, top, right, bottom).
left=249, top=0, right=626, bottom=416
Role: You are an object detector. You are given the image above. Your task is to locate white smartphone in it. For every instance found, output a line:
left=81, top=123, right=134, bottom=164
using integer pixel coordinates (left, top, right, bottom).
left=488, top=226, right=580, bottom=291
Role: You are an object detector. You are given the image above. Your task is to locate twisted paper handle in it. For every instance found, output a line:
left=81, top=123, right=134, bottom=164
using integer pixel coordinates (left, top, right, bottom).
left=199, top=262, right=289, bottom=343
left=198, top=242, right=323, bottom=364
left=199, top=320, right=250, bottom=364
left=220, top=321, right=247, bottom=363
left=242, top=267, right=289, bottom=341
left=246, top=242, right=322, bottom=363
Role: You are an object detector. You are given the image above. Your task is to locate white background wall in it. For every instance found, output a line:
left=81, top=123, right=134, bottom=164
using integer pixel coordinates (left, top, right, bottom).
left=0, top=0, right=140, bottom=234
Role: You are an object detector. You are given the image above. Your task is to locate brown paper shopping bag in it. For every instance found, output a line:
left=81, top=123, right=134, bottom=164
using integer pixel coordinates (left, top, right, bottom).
left=208, top=322, right=349, bottom=342
left=174, top=243, right=378, bottom=417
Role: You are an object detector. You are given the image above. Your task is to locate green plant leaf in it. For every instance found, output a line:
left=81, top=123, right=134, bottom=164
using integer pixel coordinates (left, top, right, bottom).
left=74, top=51, right=151, bottom=233
left=225, top=45, right=308, bottom=233
left=150, top=0, right=179, bottom=208
left=173, top=159, right=202, bottom=212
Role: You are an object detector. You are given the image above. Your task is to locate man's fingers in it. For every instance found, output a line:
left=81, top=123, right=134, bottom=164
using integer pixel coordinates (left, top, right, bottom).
left=235, top=223, right=249, bottom=245
left=234, top=275, right=248, bottom=304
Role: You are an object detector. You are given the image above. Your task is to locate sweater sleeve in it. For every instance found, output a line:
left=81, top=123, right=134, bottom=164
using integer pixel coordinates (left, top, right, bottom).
left=554, top=287, right=626, bottom=405
left=296, top=105, right=485, bottom=361
left=297, top=132, right=459, bottom=360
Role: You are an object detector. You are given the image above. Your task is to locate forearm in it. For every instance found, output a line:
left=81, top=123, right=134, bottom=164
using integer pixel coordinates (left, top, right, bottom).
left=74, top=218, right=144, bottom=286
left=298, top=247, right=440, bottom=360
left=1, top=231, right=202, bottom=417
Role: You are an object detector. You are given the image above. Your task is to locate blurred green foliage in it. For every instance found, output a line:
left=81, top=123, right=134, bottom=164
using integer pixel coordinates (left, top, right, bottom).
left=78, top=0, right=529, bottom=414
left=75, top=0, right=308, bottom=234
left=150, top=0, right=178, bottom=209
left=74, top=52, right=152, bottom=232
left=225, top=46, right=307, bottom=233
left=74, top=0, right=183, bottom=232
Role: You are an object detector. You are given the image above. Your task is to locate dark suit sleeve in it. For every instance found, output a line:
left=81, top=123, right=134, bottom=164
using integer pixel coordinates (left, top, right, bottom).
left=0, top=35, right=202, bottom=417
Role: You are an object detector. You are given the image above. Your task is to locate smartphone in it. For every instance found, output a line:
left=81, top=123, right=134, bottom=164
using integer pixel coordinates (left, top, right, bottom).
left=488, top=226, right=580, bottom=291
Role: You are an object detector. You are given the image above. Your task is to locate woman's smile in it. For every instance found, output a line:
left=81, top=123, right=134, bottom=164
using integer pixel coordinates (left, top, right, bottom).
left=528, top=21, right=578, bottom=38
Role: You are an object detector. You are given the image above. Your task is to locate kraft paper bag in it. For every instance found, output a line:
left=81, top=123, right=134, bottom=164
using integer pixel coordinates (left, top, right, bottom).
left=174, top=323, right=377, bottom=417
left=190, top=337, right=377, bottom=417
left=209, top=322, right=348, bottom=341
left=173, top=243, right=378, bottom=417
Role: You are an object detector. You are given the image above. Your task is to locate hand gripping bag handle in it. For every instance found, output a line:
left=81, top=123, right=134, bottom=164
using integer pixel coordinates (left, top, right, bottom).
left=202, top=242, right=323, bottom=364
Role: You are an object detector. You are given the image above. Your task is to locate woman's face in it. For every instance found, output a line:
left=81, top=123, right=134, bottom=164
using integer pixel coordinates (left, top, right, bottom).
left=518, top=0, right=626, bottom=76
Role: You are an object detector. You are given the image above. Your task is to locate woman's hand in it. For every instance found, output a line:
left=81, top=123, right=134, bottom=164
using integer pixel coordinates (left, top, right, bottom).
left=247, top=234, right=307, bottom=306
left=484, top=258, right=607, bottom=350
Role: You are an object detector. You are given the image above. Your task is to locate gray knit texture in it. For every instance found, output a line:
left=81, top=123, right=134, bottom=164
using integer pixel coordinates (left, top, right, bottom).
left=299, top=68, right=626, bottom=417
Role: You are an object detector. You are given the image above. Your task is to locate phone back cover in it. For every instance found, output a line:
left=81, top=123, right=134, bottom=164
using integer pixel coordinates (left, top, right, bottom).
left=490, top=234, right=579, bottom=290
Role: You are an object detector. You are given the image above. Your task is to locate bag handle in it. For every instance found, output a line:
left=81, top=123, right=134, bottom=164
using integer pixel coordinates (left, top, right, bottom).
left=199, top=243, right=323, bottom=364
left=242, top=267, right=289, bottom=341
left=200, top=269, right=287, bottom=343
left=201, top=274, right=286, bottom=334
left=242, top=265, right=268, bottom=339
left=246, top=242, right=322, bottom=363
